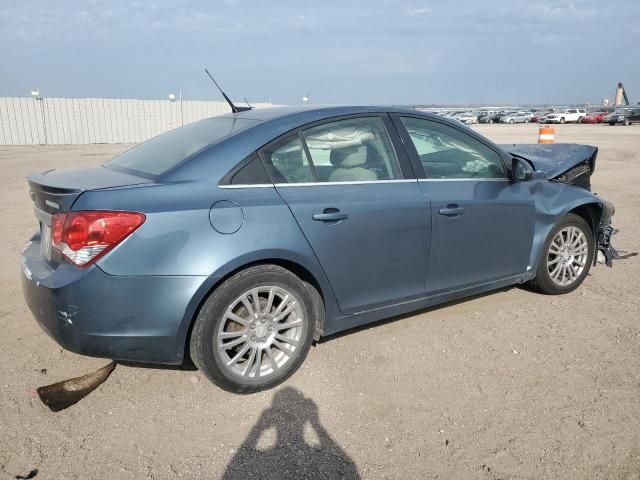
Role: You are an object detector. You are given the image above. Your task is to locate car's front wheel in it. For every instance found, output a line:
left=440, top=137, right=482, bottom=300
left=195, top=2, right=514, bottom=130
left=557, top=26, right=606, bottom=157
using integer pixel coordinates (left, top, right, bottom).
left=624, top=118, right=630, bottom=126
left=190, top=265, right=316, bottom=393
left=530, top=214, right=594, bottom=295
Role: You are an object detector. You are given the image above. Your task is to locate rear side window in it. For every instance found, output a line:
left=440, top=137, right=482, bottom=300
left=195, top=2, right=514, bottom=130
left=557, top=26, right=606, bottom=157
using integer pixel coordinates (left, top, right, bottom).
left=229, top=156, right=270, bottom=185
left=105, top=117, right=257, bottom=177
left=400, top=116, right=506, bottom=179
left=261, top=136, right=316, bottom=183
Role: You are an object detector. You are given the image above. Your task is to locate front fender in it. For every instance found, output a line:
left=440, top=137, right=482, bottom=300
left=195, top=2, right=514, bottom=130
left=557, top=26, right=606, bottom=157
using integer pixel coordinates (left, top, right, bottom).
left=525, top=180, right=603, bottom=278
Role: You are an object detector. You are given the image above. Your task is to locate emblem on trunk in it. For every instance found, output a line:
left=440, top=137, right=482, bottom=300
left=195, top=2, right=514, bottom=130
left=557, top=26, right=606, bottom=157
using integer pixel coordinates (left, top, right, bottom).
left=45, top=200, right=60, bottom=210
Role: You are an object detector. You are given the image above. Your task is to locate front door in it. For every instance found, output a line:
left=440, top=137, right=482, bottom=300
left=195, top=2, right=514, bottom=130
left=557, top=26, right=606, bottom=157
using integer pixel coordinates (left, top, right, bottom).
left=260, top=115, right=431, bottom=314
left=393, top=115, right=535, bottom=294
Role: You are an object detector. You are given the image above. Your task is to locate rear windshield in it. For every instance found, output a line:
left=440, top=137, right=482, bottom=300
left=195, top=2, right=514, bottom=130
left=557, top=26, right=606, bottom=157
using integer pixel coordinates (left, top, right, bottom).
left=105, top=117, right=257, bottom=177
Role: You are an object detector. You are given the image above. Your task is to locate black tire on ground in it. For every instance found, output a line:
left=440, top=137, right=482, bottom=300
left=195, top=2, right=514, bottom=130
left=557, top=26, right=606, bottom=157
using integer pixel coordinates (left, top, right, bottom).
left=190, top=264, right=317, bottom=393
left=529, top=213, right=595, bottom=295
left=624, top=118, right=630, bottom=126
left=509, top=119, right=514, bottom=124
left=609, top=122, right=615, bottom=126
left=560, top=117, right=565, bottom=124
left=489, top=119, right=493, bottom=124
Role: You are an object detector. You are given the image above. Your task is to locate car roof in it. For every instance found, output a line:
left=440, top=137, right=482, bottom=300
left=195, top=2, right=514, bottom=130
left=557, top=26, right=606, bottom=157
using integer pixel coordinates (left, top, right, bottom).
left=216, top=104, right=425, bottom=123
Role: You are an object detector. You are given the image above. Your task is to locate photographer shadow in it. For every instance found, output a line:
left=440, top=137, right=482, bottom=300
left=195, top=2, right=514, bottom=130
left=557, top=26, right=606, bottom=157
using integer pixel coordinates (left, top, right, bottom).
left=223, top=387, right=360, bottom=480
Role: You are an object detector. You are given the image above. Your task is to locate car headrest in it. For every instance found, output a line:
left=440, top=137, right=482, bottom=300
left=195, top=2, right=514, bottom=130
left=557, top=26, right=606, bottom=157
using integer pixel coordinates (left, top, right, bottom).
left=330, top=145, right=367, bottom=168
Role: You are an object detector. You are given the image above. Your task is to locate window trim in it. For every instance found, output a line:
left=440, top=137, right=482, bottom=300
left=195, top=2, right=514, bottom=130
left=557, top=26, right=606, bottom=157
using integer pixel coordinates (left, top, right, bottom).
left=258, top=113, right=412, bottom=185
left=389, top=113, right=510, bottom=180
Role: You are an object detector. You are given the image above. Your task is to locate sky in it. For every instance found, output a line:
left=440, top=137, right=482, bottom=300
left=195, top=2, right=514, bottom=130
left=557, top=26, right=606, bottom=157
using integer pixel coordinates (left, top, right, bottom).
left=1, top=0, right=639, bottom=105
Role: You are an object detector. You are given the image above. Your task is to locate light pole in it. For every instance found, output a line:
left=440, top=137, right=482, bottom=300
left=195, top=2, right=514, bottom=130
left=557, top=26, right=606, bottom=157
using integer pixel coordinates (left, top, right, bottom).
left=31, top=87, right=47, bottom=145
left=169, top=91, right=184, bottom=127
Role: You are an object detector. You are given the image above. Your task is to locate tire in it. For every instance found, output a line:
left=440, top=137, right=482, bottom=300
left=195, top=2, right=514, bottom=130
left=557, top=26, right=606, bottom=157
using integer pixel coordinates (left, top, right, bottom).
left=578, top=117, right=583, bottom=123
left=560, top=117, right=565, bottom=124
left=509, top=119, right=514, bottom=124
left=624, top=118, right=630, bottom=126
left=489, top=119, right=494, bottom=124
left=530, top=214, right=595, bottom=295
left=190, top=265, right=317, bottom=393
left=609, top=122, right=615, bottom=126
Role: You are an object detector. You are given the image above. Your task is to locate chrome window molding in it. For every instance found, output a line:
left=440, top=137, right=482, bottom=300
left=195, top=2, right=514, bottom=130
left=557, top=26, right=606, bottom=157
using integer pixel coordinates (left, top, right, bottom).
left=219, top=184, right=274, bottom=189
left=275, top=179, right=418, bottom=187
left=218, top=179, right=418, bottom=189
left=418, top=178, right=510, bottom=182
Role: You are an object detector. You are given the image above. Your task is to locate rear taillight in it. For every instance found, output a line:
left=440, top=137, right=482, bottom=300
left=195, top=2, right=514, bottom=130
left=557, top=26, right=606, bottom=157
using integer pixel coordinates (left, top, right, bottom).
left=51, top=211, right=145, bottom=268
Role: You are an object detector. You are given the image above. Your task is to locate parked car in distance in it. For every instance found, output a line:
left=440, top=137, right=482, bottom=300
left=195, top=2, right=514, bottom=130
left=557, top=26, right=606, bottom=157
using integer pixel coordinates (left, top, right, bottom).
left=530, top=110, right=553, bottom=123
left=478, top=111, right=500, bottom=123
left=541, top=109, right=587, bottom=124
left=580, top=112, right=607, bottom=124
left=21, top=105, right=617, bottom=393
left=499, top=112, right=532, bottom=124
left=480, top=111, right=513, bottom=124
left=603, top=107, right=640, bottom=126
left=454, top=112, right=478, bottom=124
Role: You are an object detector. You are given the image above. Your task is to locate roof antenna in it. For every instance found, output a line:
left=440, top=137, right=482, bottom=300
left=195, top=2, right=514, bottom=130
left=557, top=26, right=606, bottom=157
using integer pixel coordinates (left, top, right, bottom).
left=243, top=97, right=253, bottom=109
left=204, top=68, right=251, bottom=113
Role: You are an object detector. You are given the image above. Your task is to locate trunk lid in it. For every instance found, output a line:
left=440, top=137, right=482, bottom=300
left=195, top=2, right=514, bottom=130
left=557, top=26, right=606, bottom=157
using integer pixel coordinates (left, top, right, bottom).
left=28, top=166, right=152, bottom=215
left=502, top=144, right=598, bottom=180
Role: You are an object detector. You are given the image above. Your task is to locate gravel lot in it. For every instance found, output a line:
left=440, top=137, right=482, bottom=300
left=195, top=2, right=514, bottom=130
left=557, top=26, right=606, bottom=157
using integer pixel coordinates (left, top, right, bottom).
left=1, top=123, right=639, bottom=479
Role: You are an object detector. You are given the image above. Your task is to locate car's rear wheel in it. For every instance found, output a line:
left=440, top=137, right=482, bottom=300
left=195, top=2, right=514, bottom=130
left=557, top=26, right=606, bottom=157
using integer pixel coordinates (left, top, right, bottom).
left=190, top=265, right=316, bottom=393
left=530, top=214, right=594, bottom=295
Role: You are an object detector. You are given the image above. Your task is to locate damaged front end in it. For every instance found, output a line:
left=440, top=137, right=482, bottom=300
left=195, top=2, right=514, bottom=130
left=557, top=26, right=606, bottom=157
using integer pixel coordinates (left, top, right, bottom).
left=596, top=200, right=618, bottom=267
left=506, top=143, right=619, bottom=267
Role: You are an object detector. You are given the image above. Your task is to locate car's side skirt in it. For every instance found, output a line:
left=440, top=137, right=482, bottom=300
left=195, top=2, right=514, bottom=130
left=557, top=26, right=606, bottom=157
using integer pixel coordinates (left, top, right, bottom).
left=323, top=274, right=524, bottom=337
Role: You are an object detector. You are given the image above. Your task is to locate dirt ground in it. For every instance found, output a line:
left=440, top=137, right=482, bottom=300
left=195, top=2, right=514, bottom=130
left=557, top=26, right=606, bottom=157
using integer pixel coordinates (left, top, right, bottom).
left=0, top=123, right=639, bottom=480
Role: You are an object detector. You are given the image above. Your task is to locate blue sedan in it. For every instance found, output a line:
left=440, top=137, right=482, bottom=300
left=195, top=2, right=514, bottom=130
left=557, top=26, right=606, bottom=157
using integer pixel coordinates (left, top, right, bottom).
left=21, top=106, right=617, bottom=392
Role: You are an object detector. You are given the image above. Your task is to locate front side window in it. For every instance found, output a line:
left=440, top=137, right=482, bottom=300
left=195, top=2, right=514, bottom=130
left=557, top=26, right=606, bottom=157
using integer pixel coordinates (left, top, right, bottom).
left=400, top=116, right=506, bottom=179
left=301, top=117, right=401, bottom=182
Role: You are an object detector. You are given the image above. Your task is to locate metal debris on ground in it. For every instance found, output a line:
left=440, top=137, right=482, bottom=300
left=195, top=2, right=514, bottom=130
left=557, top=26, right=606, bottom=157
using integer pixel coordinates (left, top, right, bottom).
left=36, top=362, right=116, bottom=412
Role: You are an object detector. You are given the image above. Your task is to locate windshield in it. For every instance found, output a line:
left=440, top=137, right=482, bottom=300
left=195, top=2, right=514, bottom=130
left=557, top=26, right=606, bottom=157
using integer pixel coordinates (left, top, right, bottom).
left=105, top=117, right=258, bottom=177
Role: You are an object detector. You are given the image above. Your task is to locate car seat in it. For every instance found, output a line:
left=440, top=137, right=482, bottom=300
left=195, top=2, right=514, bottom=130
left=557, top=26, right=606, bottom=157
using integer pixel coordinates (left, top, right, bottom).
left=328, top=145, right=378, bottom=182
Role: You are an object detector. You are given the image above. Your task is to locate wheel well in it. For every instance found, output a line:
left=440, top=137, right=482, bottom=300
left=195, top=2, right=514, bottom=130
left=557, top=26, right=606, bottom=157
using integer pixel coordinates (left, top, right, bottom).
left=568, top=203, right=601, bottom=234
left=183, top=259, right=326, bottom=364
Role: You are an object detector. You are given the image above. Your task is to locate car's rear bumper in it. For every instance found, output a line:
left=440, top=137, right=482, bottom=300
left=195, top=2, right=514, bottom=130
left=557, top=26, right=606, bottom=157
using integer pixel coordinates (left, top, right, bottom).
left=21, top=237, right=206, bottom=365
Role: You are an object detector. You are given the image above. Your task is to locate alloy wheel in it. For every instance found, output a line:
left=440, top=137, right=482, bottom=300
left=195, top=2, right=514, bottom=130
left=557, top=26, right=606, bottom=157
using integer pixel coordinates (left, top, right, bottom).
left=216, top=286, right=305, bottom=379
left=546, top=226, right=589, bottom=287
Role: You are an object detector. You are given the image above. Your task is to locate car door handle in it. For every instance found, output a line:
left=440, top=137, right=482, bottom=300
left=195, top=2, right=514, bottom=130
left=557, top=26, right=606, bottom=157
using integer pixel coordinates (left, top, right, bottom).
left=312, top=209, right=348, bottom=222
left=439, top=205, right=465, bottom=216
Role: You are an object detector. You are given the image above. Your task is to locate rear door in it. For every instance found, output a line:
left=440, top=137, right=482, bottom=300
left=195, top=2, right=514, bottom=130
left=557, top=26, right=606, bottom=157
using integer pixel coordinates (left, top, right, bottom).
left=260, top=114, right=431, bottom=314
left=392, top=115, right=535, bottom=294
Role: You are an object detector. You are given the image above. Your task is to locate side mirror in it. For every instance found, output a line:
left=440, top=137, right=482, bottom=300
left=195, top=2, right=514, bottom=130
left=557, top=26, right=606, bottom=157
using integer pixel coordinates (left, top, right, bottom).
left=512, top=157, right=535, bottom=181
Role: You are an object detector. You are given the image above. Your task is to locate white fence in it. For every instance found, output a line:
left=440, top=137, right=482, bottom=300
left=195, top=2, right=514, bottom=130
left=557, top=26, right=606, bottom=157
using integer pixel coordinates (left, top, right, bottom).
left=0, top=97, right=272, bottom=145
